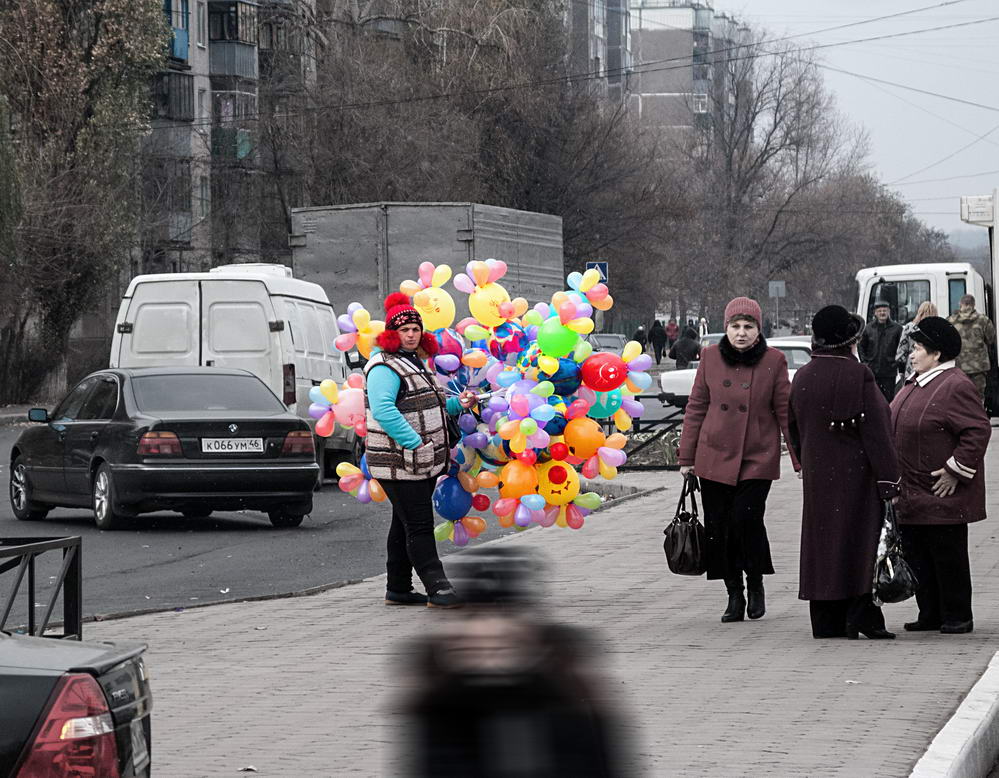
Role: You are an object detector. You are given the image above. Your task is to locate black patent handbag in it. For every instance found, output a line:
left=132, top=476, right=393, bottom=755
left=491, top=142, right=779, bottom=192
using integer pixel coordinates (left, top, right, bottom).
left=873, top=501, right=918, bottom=605
left=663, top=475, right=707, bottom=576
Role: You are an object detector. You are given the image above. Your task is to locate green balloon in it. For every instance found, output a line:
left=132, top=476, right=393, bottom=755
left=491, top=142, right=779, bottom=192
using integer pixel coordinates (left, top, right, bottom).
left=520, top=418, right=538, bottom=435
left=532, top=381, right=555, bottom=397
left=574, top=492, right=602, bottom=510
left=434, top=522, right=453, bottom=542
left=537, top=317, right=578, bottom=358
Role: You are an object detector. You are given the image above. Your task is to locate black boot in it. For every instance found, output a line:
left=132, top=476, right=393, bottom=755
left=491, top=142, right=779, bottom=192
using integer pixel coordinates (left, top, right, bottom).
left=746, top=575, right=765, bottom=620
left=721, top=577, right=745, bottom=623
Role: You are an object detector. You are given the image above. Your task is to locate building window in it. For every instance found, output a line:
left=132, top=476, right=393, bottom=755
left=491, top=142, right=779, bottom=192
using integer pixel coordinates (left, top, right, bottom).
left=166, top=0, right=189, bottom=31
left=208, top=1, right=257, bottom=44
left=197, top=1, right=207, bottom=46
left=153, top=72, right=195, bottom=122
left=692, top=94, right=709, bottom=114
left=197, top=88, right=207, bottom=121
left=200, top=175, right=210, bottom=218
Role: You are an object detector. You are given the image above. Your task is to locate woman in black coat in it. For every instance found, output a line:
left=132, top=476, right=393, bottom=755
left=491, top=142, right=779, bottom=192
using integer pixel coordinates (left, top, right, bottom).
left=788, top=306, right=901, bottom=639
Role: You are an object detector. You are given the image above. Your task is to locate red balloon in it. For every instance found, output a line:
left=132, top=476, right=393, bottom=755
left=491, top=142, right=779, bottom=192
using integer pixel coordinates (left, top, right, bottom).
left=581, top=352, right=628, bottom=392
left=550, top=442, right=569, bottom=461
left=472, top=493, right=491, bottom=511
left=516, top=450, right=537, bottom=465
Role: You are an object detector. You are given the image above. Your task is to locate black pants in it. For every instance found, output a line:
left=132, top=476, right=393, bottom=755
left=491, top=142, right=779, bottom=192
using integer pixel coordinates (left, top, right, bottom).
left=874, top=373, right=897, bottom=401
left=699, top=478, right=774, bottom=583
left=380, top=478, right=450, bottom=595
left=652, top=343, right=665, bottom=364
left=809, top=595, right=887, bottom=639
left=900, top=523, right=973, bottom=626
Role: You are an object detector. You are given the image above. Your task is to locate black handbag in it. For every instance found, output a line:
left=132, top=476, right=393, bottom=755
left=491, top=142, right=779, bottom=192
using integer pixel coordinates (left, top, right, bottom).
left=663, top=475, right=707, bottom=576
left=445, top=413, right=462, bottom=448
left=872, top=501, right=918, bottom=605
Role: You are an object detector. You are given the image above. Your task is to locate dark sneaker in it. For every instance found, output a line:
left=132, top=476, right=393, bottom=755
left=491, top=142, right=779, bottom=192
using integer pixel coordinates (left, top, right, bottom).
left=940, top=620, right=974, bottom=634
left=427, top=587, right=462, bottom=609
left=904, top=620, right=941, bottom=632
left=385, top=590, right=428, bottom=606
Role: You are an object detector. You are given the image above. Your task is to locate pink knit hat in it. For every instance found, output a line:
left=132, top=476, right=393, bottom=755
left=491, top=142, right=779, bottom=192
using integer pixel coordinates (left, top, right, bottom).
left=724, top=297, right=763, bottom=327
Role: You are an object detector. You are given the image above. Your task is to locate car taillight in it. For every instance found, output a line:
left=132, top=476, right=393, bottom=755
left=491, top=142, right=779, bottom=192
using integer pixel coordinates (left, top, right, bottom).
left=281, top=430, right=314, bottom=456
left=137, top=431, right=182, bottom=456
left=16, top=673, right=121, bottom=778
left=283, top=363, right=296, bottom=406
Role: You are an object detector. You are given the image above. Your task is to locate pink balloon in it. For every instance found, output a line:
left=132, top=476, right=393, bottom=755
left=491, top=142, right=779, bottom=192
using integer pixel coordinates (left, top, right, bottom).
left=598, top=447, right=627, bottom=467
left=453, top=274, right=475, bottom=294
left=316, top=411, right=336, bottom=438
left=528, top=430, right=550, bottom=449
left=510, top=394, right=530, bottom=418
left=498, top=301, right=515, bottom=319
left=339, top=473, right=363, bottom=492
left=335, top=388, right=365, bottom=422
left=558, top=301, right=577, bottom=325
left=566, top=399, right=591, bottom=420
left=354, top=420, right=367, bottom=437
left=587, top=283, right=609, bottom=301
left=418, top=261, right=435, bottom=288
left=539, top=506, right=559, bottom=527
left=487, top=260, right=507, bottom=283
left=335, top=333, right=357, bottom=351
left=493, top=497, right=518, bottom=517
left=576, top=387, right=597, bottom=405
left=346, top=373, right=365, bottom=389
left=581, top=455, right=599, bottom=480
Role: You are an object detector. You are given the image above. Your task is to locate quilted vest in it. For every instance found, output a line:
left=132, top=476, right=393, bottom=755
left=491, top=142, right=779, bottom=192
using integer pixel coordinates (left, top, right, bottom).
left=363, top=351, right=449, bottom=481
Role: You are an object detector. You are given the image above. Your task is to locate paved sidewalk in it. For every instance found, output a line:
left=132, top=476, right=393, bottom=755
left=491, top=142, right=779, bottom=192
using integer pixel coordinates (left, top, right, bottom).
left=89, top=437, right=999, bottom=777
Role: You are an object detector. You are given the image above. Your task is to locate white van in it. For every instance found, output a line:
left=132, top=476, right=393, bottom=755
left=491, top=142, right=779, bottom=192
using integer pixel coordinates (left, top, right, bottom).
left=109, top=264, right=351, bottom=473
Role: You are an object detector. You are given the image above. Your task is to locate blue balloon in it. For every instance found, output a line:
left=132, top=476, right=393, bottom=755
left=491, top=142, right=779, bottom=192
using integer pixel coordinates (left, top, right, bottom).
left=496, top=371, right=520, bottom=388
left=531, top=404, right=556, bottom=423
left=432, top=476, right=473, bottom=521
left=308, top=386, right=327, bottom=405
left=360, top=454, right=370, bottom=479
left=542, top=415, right=568, bottom=436
left=550, top=357, right=582, bottom=396
left=521, top=494, right=546, bottom=511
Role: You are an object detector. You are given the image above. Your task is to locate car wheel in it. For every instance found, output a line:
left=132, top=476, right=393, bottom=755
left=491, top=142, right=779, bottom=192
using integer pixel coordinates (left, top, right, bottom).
left=9, top=457, right=50, bottom=521
left=182, top=509, right=212, bottom=520
left=93, top=463, right=128, bottom=531
left=268, top=509, right=305, bottom=528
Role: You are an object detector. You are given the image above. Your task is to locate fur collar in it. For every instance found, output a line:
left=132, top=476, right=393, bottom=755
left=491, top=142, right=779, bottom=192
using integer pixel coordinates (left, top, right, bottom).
left=718, top=334, right=768, bottom=367
left=375, top=329, right=439, bottom=358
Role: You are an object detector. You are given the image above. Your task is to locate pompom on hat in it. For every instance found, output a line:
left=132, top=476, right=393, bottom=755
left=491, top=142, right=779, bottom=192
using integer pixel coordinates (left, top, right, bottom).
left=376, top=292, right=439, bottom=355
left=723, top=297, right=763, bottom=327
left=811, top=305, right=865, bottom=349
left=909, top=316, right=962, bottom=363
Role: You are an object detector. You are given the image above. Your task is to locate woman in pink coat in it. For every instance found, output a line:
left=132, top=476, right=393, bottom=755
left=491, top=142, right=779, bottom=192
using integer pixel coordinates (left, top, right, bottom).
left=678, top=297, right=800, bottom=623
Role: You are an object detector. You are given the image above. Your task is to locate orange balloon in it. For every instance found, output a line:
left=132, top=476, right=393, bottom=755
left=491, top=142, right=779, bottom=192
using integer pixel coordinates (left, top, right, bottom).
left=498, top=513, right=515, bottom=528
left=498, top=420, right=521, bottom=440
left=464, top=516, right=487, bottom=535
left=498, top=460, right=539, bottom=499
left=592, top=294, right=614, bottom=312
left=477, top=471, right=500, bottom=488
left=457, top=471, right=478, bottom=493
left=564, top=417, right=606, bottom=460
left=368, top=479, right=386, bottom=502
left=461, top=349, right=488, bottom=368
left=605, top=432, right=628, bottom=450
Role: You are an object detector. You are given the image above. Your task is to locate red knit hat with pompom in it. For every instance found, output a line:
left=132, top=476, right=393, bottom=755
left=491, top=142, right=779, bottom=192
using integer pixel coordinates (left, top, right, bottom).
left=376, top=292, right=439, bottom=355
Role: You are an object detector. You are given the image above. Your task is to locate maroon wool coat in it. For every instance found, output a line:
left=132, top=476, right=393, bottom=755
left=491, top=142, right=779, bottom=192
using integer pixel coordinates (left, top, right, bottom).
left=789, top=354, right=901, bottom=601
left=678, top=345, right=799, bottom=486
left=890, top=367, right=991, bottom=525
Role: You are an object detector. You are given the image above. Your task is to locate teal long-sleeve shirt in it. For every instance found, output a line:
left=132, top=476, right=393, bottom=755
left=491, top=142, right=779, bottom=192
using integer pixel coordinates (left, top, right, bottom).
left=366, top=361, right=461, bottom=450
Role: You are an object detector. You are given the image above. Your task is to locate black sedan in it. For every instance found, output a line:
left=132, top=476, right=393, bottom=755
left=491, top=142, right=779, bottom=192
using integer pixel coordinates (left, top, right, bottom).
left=8, top=367, right=319, bottom=530
left=0, top=631, right=152, bottom=777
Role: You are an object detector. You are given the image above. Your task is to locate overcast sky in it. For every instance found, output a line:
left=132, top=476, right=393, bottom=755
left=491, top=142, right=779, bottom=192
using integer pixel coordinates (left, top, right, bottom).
left=721, top=0, right=997, bottom=246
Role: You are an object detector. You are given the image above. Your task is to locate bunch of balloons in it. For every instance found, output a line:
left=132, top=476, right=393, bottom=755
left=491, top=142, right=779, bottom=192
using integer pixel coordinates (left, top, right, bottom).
left=335, top=457, right=386, bottom=504
left=308, top=374, right=367, bottom=438
left=334, top=303, right=384, bottom=359
left=333, top=261, right=651, bottom=545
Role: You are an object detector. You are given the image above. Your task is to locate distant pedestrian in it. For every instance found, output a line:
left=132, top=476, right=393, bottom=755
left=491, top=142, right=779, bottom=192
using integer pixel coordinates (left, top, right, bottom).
left=698, top=317, right=709, bottom=338
left=649, top=321, right=668, bottom=365
left=891, top=317, right=991, bottom=635
left=632, top=325, right=647, bottom=352
left=895, top=301, right=937, bottom=382
left=859, top=301, right=903, bottom=401
left=365, top=292, right=477, bottom=609
left=665, top=318, right=679, bottom=347
left=948, top=294, right=996, bottom=403
left=678, top=297, right=800, bottom=623
left=668, top=327, right=701, bottom=370
left=789, top=305, right=900, bottom=640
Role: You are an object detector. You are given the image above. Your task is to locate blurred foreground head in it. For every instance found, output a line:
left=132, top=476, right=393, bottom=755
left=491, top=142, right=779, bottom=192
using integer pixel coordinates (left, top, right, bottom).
left=443, top=544, right=545, bottom=607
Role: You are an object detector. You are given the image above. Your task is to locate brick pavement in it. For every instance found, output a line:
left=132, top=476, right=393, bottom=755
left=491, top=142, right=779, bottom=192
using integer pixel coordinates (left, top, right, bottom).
left=89, top=434, right=999, bottom=777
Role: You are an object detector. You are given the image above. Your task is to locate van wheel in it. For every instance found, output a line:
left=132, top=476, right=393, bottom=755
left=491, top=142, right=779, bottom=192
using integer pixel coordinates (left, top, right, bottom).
left=10, top=457, right=50, bottom=521
left=268, top=509, right=305, bottom=528
left=93, top=464, right=129, bottom=530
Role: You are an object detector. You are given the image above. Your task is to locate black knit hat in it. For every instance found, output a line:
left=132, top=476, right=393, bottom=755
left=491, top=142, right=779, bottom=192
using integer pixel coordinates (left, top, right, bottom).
left=811, top=305, right=866, bottom=349
left=910, top=316, right=962, bottom=362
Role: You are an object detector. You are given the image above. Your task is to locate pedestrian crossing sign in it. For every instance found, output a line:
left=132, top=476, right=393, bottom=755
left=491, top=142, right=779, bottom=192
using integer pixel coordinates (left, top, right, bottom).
left=585, top=261, right=608, bottom=283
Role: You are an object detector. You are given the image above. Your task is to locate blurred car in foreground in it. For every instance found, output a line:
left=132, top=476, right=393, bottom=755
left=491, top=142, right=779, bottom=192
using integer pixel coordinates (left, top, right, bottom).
left=660, top=338, right=813, bottom=409
left=587, top=333, right=629, bottom=352
left=9, top=367, right=318, bottom=529
left=0, top=631, right=152, bottom=777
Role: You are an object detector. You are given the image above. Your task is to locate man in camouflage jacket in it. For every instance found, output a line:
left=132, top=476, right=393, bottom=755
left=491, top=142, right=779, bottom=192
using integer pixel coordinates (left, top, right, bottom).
left=948, top=294, right=996, bottom=401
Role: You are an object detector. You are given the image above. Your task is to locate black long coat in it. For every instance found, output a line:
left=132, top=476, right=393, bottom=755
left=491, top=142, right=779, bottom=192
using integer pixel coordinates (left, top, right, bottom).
left=789, top=352, right=901, bottom=601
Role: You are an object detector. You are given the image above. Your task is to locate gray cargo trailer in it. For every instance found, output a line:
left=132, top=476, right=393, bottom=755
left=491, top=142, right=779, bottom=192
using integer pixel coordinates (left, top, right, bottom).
left=289, top=203, right=565, bottom=321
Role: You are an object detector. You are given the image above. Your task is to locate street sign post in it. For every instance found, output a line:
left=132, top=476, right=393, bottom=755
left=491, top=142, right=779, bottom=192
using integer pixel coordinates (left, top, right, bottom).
left=585, top=261, right=608, bottom=283
left=769, top=280, right=786, bottom=331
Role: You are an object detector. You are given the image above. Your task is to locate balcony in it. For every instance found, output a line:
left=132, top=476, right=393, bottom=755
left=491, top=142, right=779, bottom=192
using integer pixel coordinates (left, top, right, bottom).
left=170, top=26, right=190, bottom=61
left=210, top=40, right=258, bottom=79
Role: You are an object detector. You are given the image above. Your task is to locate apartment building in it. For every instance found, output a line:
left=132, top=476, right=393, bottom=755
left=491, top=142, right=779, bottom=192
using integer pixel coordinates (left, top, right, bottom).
left=567, top=0, right=632, bottom=102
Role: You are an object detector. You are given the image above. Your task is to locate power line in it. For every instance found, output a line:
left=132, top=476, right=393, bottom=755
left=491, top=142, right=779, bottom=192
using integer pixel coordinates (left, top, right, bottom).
left=890, top=169, right=999, bottom=186
left=818, top=64, right=999, bottom=114
left=889, top=122, right=999, bottom=184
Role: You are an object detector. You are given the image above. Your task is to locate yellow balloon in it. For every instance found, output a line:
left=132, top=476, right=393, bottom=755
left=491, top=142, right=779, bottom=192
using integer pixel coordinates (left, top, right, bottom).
left=469, top=282, right=511, bottom=328
left=555, top=506, right=568, bottom=528
left=567, top=318, right=594, bottom=335
left=538, top=355, right=560, bottom=375
left=536, top=460, right=580, bottom=506
left=551, top=291, right=569, bottom=309
left=431, top=264, right=452, bottom=287
left=510, top=433, right=527, bottom=454
left=598, top=459, right=618, bottom=480
left=471, top=261, right=490, bottom=287
left=412, top=286, right=455, bottom=331
left=357, top=332, right=376, bottom=359
left=335, top=462, right=361, bottom=477
left=613, top=408, right=633, bottom=432
left=399, top=280, right=422, bottom=296
left=580, top=268, right=601, bottom=292
left=512, top=297, right=529, bottom=317
left=319, top=378, right=338, bottom=403
left=622, top=340, right=642, bottom=362
left=353, top=309, right=371, bottom=330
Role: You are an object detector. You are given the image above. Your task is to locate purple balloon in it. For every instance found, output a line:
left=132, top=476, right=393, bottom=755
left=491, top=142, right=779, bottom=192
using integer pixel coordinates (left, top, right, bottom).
left=458, top=413, right=478, bottom=433
left=598, top=447, right=628, bottom=467
left=453, top=521, right=469, bottom=546
left=622, top=398, right=645, bottom=418
left=514, top=503, right=533, bottom=527
left=356, top=480, right=371, bottom=504
left=464, top=432, right=488, bottom=449
left=308, top=402, right=328, bottom=420
left=576, top=302, right=593, bottom=319
left=434, top=354, right=460, bottom=373
left=347, top=302, right=363, bottom=314
left=628, top=354, right=652, bottom=372
left=337, top=314, right=357, bottom=333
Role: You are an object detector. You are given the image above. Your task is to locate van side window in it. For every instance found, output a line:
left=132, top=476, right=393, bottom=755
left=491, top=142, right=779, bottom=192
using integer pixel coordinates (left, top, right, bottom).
left=948, top=279, right=967, bottom=316
left=318, top=307, right=339, bottom=357
left=302, top=304, right=324, bottom=356
left=286, top=301, right=306, bottom=354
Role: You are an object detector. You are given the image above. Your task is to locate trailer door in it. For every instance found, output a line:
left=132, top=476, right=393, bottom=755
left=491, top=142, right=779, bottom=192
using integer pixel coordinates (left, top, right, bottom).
left=114, top=280, right=200, bottom=368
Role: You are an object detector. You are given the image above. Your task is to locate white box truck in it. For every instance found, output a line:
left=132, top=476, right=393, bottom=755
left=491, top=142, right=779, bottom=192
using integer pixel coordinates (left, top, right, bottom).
left=109, top=264, right=353, bottom=475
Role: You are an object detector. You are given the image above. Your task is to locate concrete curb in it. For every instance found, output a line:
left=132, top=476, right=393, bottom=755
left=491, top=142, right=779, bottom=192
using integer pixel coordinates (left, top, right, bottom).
left=910, top=650, right=999, bottom=777
left=0, top=412, right=27, bottom=427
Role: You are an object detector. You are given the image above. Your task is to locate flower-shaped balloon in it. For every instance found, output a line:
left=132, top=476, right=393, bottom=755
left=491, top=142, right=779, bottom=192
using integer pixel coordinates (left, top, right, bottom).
left=308, top=373, right=367, bottom=437
left=453, top=259, right=526, bottom=328
left=334, top=303, right=385, bottom=359
left=335, top=457, right=386, bottom=504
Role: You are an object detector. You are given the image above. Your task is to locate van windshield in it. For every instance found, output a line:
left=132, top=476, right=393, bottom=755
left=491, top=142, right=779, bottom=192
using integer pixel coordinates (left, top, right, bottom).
left=131, top=374, right=286, bottom=413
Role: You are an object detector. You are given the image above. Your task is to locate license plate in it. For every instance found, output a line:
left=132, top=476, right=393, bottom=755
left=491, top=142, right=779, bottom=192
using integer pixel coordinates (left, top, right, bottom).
left=130, top=717, right=150, bottom=771
left=201, top=437, right=264, bottom=453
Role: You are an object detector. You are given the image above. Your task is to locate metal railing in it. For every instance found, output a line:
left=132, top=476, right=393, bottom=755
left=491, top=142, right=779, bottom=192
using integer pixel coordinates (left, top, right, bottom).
left=599, top=392, right=684, bottom=470
left=0, top=537, right=83, bottom=640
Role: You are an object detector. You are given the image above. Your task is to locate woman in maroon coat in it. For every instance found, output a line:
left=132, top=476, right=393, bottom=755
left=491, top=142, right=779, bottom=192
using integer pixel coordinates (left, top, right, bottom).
left=789, top=306, right=901, bottom=640
left=890, top=316, right=992, bottom=634
left=678, top=297, right=800, bottom=623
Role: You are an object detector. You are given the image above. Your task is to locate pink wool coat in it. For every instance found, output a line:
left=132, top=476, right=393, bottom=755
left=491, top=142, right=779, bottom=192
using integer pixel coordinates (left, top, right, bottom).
left=678, top=345, right=800, bottom=486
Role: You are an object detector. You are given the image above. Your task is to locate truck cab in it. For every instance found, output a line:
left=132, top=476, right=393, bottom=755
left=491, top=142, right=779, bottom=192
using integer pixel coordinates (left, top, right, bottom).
left=855, top=263, right=989, bottom=325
